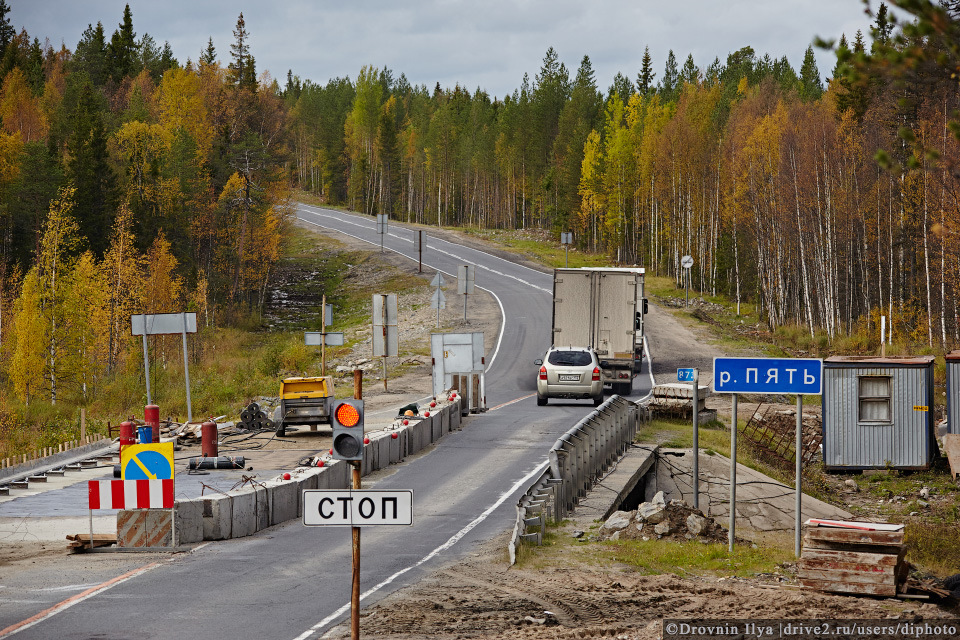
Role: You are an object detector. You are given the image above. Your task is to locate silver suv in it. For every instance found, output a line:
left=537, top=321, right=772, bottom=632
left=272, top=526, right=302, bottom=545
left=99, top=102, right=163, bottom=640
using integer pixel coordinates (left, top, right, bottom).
left=535, top=347, right=603, bottom=406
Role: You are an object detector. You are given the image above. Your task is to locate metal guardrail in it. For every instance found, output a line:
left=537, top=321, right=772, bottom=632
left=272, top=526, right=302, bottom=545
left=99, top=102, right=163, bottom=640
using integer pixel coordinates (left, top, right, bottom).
left=509, top=395, right=643, bottom=564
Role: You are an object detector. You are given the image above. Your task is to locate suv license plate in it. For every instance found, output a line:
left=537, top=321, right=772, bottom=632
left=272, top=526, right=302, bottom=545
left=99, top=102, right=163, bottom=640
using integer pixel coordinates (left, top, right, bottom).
left=559, top=374, right=580, bottom=382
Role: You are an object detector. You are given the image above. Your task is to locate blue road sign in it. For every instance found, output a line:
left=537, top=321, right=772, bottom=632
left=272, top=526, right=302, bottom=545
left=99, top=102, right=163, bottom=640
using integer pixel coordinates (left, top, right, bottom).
left=713, top=357, right=822, bottom=395
left=678, top=368, right=695, bottom=382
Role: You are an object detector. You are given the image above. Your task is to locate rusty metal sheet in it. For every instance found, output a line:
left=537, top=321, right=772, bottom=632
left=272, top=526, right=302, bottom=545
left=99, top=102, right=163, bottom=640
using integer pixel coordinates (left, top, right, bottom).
left=825, top=355, right=936, bottom=365
left=799, top=577, right=897, bottom=597
left=943, top=434, right=960, bottom=479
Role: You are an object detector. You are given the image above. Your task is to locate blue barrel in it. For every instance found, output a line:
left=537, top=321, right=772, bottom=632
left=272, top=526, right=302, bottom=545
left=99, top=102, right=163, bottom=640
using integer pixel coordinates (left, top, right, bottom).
left=137, top=426, right=152, bottom=444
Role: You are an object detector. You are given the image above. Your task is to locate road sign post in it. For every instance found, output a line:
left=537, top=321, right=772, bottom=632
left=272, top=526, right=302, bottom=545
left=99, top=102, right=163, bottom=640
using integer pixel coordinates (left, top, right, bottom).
left=376, top=214, right=388, bottom=253
left=560, top=232, right=572, bottom=267
left=131, top=312, right=197, bottom=421
left=457, top=265, right=475, bottom=322
left=681, top=255, right=693, bottom=307
left=713, top=356, right=823, bottom=557
left=373, top=294, right=398, bottom=390
left=303, top=487, right=413, bottom=640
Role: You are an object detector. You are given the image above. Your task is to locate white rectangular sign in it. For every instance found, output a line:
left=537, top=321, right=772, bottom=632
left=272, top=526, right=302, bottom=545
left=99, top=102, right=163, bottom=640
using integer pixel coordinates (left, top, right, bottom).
left=305, top=332, right=344, bottom=346
left=131, top=312, right=197, bottom=336
left=302, top=489, right=413, bottom=526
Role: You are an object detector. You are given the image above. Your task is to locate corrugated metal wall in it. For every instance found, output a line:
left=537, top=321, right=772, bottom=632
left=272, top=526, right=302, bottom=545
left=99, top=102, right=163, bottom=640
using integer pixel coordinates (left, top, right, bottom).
left=823, top=364, right=934, bottom=469
left=948, top=358, right=960, bottom=435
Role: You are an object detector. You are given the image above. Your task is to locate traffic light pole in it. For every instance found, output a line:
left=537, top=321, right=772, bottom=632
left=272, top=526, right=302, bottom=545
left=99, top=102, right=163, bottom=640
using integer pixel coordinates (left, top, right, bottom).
left=351, top=459, right=361, bottom=640
left=351, top=370, right=362, bottom=640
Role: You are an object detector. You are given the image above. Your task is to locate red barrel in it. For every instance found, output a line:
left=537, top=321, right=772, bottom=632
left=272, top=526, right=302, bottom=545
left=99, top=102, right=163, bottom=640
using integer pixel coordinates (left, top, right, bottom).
left=201, top=421, right=218, bottom=457
left=119, top=421, right=135, bottom=456
left=145, top=404, right=160, bottom=443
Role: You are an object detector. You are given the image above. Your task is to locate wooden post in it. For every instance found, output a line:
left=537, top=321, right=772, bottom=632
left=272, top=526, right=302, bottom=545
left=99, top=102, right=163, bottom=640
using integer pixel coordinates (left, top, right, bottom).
left=81, top=408, right=86, bottom=443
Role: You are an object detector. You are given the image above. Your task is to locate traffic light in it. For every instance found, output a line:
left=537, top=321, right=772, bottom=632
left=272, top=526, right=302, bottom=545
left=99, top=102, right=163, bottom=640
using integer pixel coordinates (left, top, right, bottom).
left=331, top=399, right=364, bottom=461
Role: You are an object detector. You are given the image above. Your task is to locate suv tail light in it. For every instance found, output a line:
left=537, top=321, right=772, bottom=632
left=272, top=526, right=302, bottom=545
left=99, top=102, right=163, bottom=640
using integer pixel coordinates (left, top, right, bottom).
left=592, top=367, right=600, bottom=381
left=539, top=366, right=547, bottom=381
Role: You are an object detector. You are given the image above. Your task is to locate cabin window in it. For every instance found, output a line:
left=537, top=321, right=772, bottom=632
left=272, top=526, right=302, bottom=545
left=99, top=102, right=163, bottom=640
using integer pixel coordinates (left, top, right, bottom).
left=858, top=376, right=892, bottom=423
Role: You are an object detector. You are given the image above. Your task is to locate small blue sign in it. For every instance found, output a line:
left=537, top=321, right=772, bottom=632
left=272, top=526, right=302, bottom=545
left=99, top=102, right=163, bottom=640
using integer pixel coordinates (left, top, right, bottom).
left=677, top=368, right=695, bottom=382
left=713, top=357, right=822, bottom=395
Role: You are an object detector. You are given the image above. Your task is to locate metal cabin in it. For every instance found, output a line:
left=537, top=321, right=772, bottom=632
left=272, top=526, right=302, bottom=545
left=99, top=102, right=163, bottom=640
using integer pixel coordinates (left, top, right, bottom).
left=948, top=351, right=960, bottom=435
left=822, top=356, right=937, bottom=471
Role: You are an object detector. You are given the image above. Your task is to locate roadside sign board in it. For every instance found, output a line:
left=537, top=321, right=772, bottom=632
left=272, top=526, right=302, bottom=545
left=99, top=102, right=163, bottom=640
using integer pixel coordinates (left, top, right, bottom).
left=302, top=490, right=413, bottom=526
left=121, top=443, right=175, bottom=480
left=457, top=265, right=475, bottom=295
left=713, top=357, right=823, bottom=395
left=681, top=255, right=694, bottom=269
left=305, top=331, right=344, bottom=346
left=677, top=368, right=695, bottom=382
left=131, top=313, right=196, bottom=336
left=560, top=232, right=573, bottom=245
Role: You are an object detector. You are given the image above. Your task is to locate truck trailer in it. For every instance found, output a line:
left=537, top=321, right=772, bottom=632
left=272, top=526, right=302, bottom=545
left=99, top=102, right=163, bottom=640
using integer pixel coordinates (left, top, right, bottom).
left=551, top=267, right=645, bottom=395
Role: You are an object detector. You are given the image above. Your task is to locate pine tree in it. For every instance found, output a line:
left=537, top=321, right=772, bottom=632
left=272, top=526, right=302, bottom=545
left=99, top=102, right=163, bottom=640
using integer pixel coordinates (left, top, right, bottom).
left=607, top=72, right=633, bottom=105
left=228, top=13, right=255, bottom=89
left=636, top=46, right=655, bottom=97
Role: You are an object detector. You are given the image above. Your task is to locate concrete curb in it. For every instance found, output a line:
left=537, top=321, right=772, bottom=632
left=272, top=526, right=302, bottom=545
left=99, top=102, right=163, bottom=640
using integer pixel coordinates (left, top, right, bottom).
left=132, top=397, right=463, bottom=544
left=0, top=440, right=113, bottom=483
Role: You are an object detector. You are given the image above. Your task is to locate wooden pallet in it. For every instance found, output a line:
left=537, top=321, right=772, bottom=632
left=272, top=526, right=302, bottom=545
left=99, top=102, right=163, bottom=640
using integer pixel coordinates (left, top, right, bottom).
left=797, top=521, right=906, bottom=597
left=66, top=533, right=117, bottom=551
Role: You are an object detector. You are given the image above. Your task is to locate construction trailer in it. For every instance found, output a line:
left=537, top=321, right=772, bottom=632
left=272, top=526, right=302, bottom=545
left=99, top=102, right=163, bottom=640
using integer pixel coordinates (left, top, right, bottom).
left=947, top=351, right=960, bottom=434
left=821, top=356, right=937, bottom=471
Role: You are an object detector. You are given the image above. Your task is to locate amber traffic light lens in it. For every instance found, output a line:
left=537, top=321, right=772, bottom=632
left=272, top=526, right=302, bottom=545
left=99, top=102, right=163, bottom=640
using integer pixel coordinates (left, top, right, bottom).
left=335, top=403, right=361, bottom=427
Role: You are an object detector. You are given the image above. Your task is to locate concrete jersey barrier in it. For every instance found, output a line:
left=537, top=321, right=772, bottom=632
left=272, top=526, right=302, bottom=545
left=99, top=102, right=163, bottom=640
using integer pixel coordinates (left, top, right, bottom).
left=124, top=397, right=463, bottom=546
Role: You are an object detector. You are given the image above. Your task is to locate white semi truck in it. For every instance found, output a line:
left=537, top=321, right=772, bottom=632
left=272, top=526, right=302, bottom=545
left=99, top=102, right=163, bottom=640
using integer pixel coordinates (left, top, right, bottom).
left=551, top=267, right=646, bottom=395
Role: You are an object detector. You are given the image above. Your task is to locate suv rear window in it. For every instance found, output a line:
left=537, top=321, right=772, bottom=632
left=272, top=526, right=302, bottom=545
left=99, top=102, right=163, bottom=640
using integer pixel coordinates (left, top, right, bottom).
left=548, top=351, right=593, bottom=366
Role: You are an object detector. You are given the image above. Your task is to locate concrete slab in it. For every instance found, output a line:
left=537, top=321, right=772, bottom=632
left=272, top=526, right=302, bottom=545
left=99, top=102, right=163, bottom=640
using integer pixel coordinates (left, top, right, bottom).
left=652, top=448, right=851, bottom=531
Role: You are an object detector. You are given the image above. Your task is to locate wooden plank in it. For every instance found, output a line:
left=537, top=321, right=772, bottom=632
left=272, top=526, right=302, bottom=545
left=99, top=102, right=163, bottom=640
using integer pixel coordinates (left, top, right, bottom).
left=798, top=577, right=897, bottom=597
left=803, top=538, right=904, bottom=555
left=943, top=434, right=960, bottom=479
left=800, top=548, right=901, bottom=566
left=803, top=527, right=904, bottom=546
left=797, top=566, right=896, bottom=586
left=798, top=558, right=897, bottom=577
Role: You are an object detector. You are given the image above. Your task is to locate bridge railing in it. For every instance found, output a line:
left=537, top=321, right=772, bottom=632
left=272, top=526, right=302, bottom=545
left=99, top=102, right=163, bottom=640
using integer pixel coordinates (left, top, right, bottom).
left=508, top=395, right=644, bottom=564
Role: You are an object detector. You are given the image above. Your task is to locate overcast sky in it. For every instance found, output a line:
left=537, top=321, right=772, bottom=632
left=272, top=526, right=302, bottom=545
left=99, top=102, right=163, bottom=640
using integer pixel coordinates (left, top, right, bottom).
left=13, top=1, right=886, bottom=99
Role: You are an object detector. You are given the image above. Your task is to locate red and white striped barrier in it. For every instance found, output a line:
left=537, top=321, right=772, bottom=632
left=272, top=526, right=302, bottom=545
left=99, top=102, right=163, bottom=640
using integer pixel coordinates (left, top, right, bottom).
left=88, top=480, right=174, bottom=510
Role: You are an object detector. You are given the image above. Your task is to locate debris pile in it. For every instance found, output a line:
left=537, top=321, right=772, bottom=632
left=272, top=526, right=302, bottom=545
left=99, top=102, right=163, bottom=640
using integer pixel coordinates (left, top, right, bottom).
left=597, top=491, right=730, bottom=544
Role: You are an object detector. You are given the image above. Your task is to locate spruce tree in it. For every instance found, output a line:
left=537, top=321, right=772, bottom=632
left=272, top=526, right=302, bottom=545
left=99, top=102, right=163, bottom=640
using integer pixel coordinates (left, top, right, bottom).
left=0, top=0, right=14, bottom=61
left=660, top=50, right=678, bottom=101
left=636, top=46, right=655, bottom=97
left=108, top=4, right=137, bottom=82
left=798, top=45, right=823, bottom=101
left=200, top=37, right=217, bottom=66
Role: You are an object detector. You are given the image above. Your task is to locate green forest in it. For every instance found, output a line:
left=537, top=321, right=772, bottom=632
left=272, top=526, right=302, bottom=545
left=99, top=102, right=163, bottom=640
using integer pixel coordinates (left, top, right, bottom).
left=0, top=1, right=957, bottom=438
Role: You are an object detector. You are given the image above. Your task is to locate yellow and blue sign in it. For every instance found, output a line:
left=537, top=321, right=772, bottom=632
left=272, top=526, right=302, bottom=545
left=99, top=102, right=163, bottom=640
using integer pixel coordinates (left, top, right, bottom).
left=121, top=442, right=175, bottom=480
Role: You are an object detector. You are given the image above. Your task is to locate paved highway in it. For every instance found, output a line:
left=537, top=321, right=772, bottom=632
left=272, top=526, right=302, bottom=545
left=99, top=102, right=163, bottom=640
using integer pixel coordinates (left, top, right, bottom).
left=1, top=205, right=654, bottom=640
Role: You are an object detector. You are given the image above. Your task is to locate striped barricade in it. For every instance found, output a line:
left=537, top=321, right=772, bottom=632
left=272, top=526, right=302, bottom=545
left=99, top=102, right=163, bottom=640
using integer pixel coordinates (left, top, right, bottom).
left=88, top=479, right=174, bottom=509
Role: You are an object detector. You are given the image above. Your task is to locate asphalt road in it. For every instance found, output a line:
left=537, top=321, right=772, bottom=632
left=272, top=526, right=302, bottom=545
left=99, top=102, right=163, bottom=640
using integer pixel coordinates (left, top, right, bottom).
left=1, top=206, right=654, bottom=640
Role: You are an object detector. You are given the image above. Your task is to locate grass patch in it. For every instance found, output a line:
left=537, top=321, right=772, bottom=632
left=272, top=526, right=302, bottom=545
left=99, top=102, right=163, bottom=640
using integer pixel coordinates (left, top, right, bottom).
left=605, top=538, right=792, bottom=578
left=905, top=522, right=960, bottom=577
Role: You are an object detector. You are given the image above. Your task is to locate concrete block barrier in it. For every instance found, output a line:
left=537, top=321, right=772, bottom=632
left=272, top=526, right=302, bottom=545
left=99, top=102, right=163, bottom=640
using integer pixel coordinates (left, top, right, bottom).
left=175, top=500, right=203, bottom=544
left=172, top=402, right=461, bottom=544
left=269, top=479, right=299, bottom=525
left=201, top=493, right=233, bottom=540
